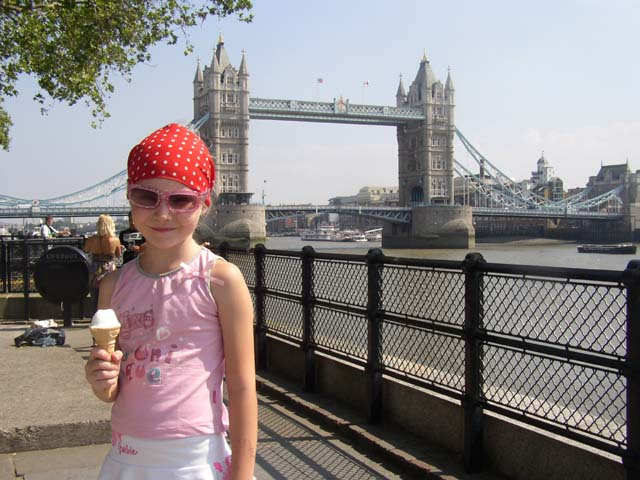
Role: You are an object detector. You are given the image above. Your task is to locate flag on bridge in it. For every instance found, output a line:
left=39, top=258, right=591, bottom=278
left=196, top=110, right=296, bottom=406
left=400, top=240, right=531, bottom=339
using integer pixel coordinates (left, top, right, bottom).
left=363, top=81, right=369, bottom=87
left=317, top=78, right=324, bottom=84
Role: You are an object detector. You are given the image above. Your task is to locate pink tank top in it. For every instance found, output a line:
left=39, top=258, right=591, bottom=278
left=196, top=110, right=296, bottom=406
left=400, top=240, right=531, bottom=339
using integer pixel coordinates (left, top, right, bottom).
left=110, top=248, right=229, bottom=439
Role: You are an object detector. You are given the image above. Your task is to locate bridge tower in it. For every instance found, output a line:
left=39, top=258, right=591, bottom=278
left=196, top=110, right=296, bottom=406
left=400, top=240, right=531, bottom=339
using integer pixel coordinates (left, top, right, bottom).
left=192, top=35, right=265, bottom=247
left=386, top=53, right=473, bottom=248
left=194, top=34, right=251, bottom=205
left=396, top=53, right=455, bottom=206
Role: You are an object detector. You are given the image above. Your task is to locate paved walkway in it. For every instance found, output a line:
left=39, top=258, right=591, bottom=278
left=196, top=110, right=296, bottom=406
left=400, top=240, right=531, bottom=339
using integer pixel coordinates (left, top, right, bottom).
left=0, top=323, right=503, bottom=479
left=2, top=396, right=408, bottom=479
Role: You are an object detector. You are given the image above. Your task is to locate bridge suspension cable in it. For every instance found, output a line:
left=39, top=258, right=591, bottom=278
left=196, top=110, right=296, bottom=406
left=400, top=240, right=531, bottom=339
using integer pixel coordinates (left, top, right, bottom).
left=0, top=114, right=214, bottom=216
left=454, top=128, right=622, bottom=213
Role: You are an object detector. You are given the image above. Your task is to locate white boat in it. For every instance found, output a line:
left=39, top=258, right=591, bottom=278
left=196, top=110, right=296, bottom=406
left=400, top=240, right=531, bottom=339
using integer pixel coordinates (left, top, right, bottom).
left=300, top=225, right=339, bottom=241
left=349, top=232, right=368, bottom=242
left=365, top=232, right=382, bottom=241
left=365, top=228, right=383, bottom=242
left=339, top=230, right=368, bottom=242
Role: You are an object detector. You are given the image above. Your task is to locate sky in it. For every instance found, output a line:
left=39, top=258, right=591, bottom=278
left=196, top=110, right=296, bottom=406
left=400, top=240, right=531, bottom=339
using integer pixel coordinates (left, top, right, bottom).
left=1, top=0, right=639, bottom=206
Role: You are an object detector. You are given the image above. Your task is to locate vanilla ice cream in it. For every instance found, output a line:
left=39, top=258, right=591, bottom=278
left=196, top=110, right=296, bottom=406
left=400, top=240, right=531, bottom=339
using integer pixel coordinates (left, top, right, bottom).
left=91, top=309, right=121, bottom=329
left=90, top=309, right=121, bottom=353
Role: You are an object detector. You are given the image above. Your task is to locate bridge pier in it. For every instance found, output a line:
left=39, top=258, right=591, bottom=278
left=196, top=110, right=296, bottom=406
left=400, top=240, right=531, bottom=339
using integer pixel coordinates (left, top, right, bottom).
left=383, top=205, right=475, bottom=249
left=626, top=202, right=640, bottom=241
left=198, top=204, right=266, bottom=249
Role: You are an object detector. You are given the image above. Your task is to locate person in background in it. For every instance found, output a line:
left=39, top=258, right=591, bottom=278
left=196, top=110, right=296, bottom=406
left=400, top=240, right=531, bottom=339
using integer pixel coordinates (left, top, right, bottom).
left=84, top=214, right=123, bottom=311
left=85, top=123, right=257, bottom=479
left=118, top=211, right=145, bottom=264
left=40, top=216, right=58, bottom=238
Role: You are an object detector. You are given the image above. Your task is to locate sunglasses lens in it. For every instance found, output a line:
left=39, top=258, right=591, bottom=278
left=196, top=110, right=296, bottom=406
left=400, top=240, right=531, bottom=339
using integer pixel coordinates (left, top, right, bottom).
left=130, top=188, right=158, bottom=208
left=169, top=194, right=199, bottom=211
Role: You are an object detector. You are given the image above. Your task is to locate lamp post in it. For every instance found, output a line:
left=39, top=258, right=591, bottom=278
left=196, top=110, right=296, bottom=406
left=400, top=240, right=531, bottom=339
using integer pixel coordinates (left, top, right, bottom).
left=261, top=180, right=267, bottom=205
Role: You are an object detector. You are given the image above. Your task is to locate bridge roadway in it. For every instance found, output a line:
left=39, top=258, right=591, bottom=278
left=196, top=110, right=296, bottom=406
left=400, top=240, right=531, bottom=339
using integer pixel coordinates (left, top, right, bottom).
left=0, top=206, right=130, bottom=219
left=267, top=205, right=622, bottom=223
left=0, top=204, right=622, bottom=221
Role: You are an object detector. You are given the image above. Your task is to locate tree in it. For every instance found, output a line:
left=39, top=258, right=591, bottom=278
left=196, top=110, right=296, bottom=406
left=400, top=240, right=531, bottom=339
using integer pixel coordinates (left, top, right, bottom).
left=0, top=0, right=253, bottom=150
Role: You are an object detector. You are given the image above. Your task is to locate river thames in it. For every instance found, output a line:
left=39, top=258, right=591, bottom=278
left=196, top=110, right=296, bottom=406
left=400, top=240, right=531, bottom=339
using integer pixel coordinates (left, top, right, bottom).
left=263, top=236, right=637, bottom=270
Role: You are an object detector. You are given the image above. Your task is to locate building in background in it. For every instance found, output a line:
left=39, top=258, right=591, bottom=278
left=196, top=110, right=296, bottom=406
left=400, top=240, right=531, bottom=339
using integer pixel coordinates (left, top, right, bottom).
left=530, top=152, right=554, bottom=186
left=529, top=152, right=564, bottom=202
left=329, top=186, right=398, bottom=206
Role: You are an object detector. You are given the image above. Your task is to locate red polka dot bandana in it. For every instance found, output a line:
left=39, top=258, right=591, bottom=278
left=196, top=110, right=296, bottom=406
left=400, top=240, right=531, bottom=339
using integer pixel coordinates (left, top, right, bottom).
left=127, top=123, right=215, bottom=196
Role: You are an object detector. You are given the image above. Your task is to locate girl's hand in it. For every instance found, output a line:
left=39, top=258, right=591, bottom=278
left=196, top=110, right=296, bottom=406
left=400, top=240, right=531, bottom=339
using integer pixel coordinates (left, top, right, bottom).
left=85, top=348, right=122, bottom=402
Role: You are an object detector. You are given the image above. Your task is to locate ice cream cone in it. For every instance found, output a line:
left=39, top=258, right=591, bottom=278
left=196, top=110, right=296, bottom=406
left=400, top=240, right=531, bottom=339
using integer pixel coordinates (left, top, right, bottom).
left=90, top=327, right=120, bottom=353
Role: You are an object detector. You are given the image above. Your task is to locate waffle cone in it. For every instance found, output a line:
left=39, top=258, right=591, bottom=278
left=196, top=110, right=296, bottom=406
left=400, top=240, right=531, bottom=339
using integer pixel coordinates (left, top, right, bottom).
left=90, top=327, right=120, bottom=353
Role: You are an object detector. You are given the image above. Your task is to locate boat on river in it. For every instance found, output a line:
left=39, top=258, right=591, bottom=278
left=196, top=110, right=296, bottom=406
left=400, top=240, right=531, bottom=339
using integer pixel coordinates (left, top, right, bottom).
left=365, top=228, right=382, bottom=242
left=300, top=225, right=339, bottom=241
left=300, top=226, right=370, bottom=242
left=577, top=243, right=636, bottom=254
left=339, top=230, right=368, bottom=242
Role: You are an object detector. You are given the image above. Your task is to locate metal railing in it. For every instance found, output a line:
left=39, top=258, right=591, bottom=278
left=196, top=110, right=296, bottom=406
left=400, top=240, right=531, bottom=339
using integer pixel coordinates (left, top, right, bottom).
left=217, top=242, right=639, bottom=476
left=1, top=237, right=87, bottom=322
left=3, top=238, right=638, bottom=474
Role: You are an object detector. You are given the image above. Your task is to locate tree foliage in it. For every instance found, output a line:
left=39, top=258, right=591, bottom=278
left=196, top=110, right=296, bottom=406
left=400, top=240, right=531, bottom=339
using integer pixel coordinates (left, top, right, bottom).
left=0, top=0, right=253, bottom=150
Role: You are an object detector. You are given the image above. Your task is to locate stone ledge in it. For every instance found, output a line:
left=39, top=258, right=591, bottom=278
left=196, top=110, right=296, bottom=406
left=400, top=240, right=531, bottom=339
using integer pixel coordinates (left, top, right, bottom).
left=0, top=294, right=91, bottom=321
left=0, top=421, right=110, bottom=454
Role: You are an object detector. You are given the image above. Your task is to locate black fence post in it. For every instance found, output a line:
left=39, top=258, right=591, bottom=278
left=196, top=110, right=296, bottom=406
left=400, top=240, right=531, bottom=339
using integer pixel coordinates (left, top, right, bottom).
left=623, top=260, right=640, bottom=479
left=1, top=239, right=7, bottom=293
left=22, top=239, right=30, bottom=322
left=366, top=247, right=384, bottom=424
left=218, top=241, right=229, bottom=261
left=253, top=243, right=267, bottom=371
left=301, top=246, right=316, bottom=392
left=462, top=252, right=486, bottom=473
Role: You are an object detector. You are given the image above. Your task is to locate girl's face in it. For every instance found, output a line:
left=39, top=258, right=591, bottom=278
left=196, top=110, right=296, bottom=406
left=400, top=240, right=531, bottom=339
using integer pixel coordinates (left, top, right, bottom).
left=128, top=178, right=208, bottom=250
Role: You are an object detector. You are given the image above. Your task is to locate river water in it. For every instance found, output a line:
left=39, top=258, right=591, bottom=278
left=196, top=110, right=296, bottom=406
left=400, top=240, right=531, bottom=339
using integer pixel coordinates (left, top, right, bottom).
left=264, top=236, right=637, bottom=270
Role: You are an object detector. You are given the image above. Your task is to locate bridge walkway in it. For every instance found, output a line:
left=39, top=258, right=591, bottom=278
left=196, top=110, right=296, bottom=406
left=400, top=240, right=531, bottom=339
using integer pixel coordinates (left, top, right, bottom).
left=0, top=323, right=502, bottom=480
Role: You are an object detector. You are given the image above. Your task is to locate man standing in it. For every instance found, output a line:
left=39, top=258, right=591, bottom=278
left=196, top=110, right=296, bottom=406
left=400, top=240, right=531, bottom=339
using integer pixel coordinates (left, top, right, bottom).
left=40, top=216, right=58, bottom=238
left=118, top=211, right=145, bottom=264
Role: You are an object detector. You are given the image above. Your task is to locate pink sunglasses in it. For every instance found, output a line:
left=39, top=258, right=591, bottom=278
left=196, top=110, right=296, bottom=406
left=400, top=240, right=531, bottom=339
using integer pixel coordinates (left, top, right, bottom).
left=127, top=185, right=208, bottom=213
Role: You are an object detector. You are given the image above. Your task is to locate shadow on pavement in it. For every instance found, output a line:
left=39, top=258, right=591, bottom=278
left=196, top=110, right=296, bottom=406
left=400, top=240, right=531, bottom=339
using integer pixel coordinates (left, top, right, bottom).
left=255, top=397, right=407, bottom=479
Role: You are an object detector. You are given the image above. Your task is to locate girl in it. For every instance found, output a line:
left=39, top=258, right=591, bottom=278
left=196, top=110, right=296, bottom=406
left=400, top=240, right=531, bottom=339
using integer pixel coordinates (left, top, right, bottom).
left=85, top=123, right=257, bottom=480
left=84, top=214, right=123, bottom=312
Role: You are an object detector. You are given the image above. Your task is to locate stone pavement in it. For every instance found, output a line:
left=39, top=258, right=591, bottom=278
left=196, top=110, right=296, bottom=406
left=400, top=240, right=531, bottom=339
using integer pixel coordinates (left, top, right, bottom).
left=0, top=323, right=503, bottom=479
left=1, top=397, right=408, bottom=479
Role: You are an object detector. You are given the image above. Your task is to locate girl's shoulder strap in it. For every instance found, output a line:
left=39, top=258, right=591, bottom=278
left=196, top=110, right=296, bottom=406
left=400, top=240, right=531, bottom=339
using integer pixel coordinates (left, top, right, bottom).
left=199, top=246, right=219, bottom=266
left=200, top=248, right=228, bottom=289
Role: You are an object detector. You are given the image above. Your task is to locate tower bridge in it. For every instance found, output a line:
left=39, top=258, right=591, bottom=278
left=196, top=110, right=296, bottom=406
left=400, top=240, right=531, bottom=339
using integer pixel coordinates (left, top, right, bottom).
left=2, top=36, right=637, bottom=245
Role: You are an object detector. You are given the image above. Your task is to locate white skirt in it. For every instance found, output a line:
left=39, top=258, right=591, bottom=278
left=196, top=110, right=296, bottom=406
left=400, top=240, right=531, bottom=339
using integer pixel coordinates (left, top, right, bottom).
left=98, top=431, right=232, bottom=480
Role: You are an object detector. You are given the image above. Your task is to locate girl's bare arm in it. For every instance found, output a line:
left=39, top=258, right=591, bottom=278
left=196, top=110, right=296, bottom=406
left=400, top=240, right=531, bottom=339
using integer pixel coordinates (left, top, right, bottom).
left=213, top=260, right=257, bottom=480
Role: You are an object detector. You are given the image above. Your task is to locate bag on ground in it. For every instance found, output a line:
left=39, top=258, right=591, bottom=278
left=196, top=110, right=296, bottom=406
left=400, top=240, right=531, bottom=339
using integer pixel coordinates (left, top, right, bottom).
left=14, top=327, right=66, bottom=347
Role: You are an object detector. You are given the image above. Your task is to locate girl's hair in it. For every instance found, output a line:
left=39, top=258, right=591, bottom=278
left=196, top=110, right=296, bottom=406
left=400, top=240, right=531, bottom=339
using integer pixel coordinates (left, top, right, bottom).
left=96, top=214, right=116, bottom=237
